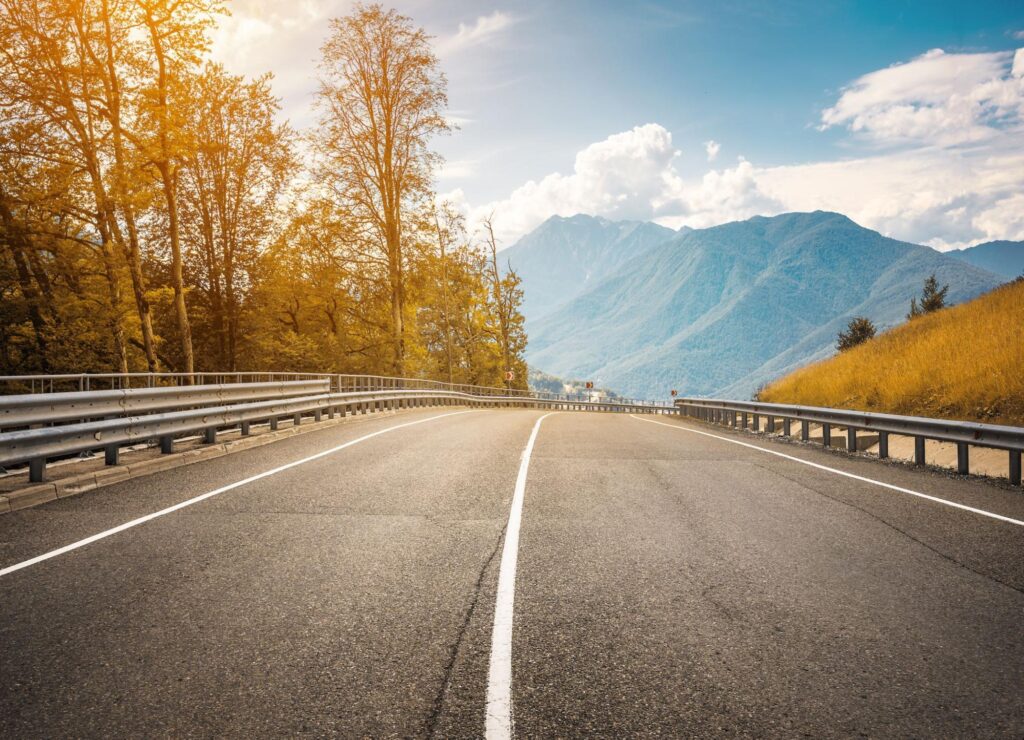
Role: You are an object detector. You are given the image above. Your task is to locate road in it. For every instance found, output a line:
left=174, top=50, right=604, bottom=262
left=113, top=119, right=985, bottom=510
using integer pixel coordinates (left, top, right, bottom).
left=2, top=408, right=1023, bottom=737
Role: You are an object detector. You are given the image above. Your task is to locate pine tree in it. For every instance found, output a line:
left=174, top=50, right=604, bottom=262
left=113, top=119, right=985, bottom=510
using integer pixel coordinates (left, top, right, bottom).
left=908, top=273, right=949, bottom=319
left=836, top=316, right=876, bottom=351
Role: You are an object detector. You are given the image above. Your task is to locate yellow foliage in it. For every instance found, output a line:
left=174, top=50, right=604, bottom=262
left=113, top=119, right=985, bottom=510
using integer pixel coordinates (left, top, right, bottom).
left=759, top=279, right=1024, bottom=426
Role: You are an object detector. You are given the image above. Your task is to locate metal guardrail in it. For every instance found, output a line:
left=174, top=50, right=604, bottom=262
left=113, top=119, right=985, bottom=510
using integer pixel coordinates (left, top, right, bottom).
left=675, top=398, right=1024, bottom=486
left=0, top=379, right=673, bottom=483
left=0, top=380, right=330, bottom=428
left=0, top=372, right=662, bottom=407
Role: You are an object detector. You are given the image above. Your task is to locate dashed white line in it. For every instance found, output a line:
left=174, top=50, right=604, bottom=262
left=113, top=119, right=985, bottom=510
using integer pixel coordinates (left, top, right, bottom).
left=0, top=410, right=475, bottom=578
left=485, top=411, right=556, bottom=740
left=630, top=414, right=1024, bottom=527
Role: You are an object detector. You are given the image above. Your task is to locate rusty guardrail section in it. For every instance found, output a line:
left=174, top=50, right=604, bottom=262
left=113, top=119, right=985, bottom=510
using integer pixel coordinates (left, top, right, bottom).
left=0, top=378, right=673, bottom=483
left=675, top=397, right=1024, bottom=486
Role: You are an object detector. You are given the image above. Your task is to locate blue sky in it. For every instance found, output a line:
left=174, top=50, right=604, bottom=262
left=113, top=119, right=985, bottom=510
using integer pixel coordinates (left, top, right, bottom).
left=212, top=0, right=1024, bottom=248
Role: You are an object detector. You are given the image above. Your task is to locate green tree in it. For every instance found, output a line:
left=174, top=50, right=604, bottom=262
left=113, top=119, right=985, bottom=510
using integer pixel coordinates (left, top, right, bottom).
left=908, top=273, right=949, bottom=319
left=836, top=316, right=876, bottom=352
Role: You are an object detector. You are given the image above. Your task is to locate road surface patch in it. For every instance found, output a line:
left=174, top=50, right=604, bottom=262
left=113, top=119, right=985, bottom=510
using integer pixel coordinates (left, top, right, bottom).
left=630, top=415, right=1024, bottom=527
left=0, top=411, right=473, bottom=578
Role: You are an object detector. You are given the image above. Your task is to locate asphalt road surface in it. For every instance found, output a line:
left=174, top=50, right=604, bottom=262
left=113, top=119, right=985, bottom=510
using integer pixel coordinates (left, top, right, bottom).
left=2, top=408, right=1023, bottom=738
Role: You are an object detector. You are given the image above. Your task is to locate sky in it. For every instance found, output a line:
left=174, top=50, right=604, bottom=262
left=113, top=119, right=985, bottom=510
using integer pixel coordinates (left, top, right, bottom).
left=210, top=0, right=1024, bottom=250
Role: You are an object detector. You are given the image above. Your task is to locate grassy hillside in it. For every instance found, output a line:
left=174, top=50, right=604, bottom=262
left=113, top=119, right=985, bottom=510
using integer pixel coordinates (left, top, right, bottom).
left=759, top=279, right=1024, bottom=426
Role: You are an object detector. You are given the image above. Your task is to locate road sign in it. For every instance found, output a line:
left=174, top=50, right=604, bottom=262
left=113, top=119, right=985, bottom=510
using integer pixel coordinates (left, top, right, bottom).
left=505, top=370, right=515, bottom=381
left=585, top=381, right=594, bottom=389
left=671, top=389, right=678, bottom=396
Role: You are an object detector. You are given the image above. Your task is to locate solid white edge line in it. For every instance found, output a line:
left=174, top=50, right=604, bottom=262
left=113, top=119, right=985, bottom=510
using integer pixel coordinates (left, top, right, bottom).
left=0, top=410, right=476, bottom=578
left=485, top=411, right=556, bottom=740
left=629, top=414, right=1024, bottom=528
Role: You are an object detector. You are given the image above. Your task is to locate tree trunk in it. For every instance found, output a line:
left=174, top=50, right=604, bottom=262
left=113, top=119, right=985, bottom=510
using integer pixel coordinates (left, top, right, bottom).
left=98, top=0, right=159, bottom=372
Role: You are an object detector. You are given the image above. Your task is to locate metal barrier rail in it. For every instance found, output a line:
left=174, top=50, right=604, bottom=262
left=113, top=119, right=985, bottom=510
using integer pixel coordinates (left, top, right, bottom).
left=0, top=380, right=329, bottom=429
left=0, top=372, right=661, bottom=408
left=1, top=385, right=673, bottom=483
left=675, top=398, right=1024, bottom=486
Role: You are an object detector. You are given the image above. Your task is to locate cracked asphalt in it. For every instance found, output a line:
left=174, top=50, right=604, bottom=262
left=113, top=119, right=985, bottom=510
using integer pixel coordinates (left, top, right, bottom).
left=2, top=408, right=1023, bottom=737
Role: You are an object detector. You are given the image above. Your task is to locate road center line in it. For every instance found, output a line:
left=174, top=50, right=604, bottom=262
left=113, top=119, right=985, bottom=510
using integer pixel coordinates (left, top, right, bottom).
left=630, top=414, right=1024, bottom=527
left=485, top=411, right=556, bottom=740
left=0, top=410, right=475, bottom=578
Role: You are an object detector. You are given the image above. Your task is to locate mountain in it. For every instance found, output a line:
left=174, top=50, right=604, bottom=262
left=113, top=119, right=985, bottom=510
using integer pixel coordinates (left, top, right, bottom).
left=519, top=211, right=1005, bottom=400
left=500, top=214, right=674, bottom=320
left=945, top=240, right=1024, bottom=281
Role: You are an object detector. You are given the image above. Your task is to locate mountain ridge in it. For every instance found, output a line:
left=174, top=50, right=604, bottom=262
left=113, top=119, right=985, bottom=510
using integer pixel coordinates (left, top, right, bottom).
left=509, top=211, right=1005, bottom=400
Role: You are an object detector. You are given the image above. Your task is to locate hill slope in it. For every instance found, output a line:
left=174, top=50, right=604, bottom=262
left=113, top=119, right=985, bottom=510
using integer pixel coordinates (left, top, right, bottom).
left=522, top=211, right=1004, bottom=399
left=758, top=279, right=1024, bottom=426
left=945, top=240, right=1024, bottom=282
left=501, top=214, right=674, bottom=320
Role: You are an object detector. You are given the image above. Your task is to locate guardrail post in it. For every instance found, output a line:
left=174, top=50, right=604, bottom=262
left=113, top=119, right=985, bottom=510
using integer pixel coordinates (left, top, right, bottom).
left=800, top=420, right=809, bottom=441
left=293, top=412, right=302, bottom=426
left=160, top=436, right=173, bottom=454
left=956, top=443, right=969, bottom=475
left=240, top=421, right=251, bottom=436
left=752, top=414, right=760, bottom=432
left=204, top=427, right=217, bottom=444
left=741, top=412, right=748, bottom=430
left=821, top=423, right=831, bottom=447
left=1010, top=451, right=1022, bottom=486
left=878, top=432, right=889, bottom=459
left=314, top=409, right=322, bottom=422
left=767, top=416, right=775, bottom=433
left=914, top=437, right=926, bottom=466
left=105, top=444, right=119, bottom=465
left=847, top=426, right=857, bottom=452
left=29, top=458, right=45, bottom=483
left=783, top=418, right=792, bottom=437
left=270, top=417, right=279, bottom=431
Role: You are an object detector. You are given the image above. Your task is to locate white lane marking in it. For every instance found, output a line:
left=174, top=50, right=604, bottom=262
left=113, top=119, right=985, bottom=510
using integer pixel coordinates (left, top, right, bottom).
left=630, top=415, right=1024, bottom=528
left=0, top=410, right=475, bottom=578
left=485, top=411, right=556, bottom=740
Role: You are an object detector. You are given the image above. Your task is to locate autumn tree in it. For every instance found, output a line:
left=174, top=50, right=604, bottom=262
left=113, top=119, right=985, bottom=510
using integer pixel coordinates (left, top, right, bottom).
left=179, top=64, right=295, bottom=370
left=136, top=0, right=225, bottom=378
left=481, top=215, right=528, bottom=389
left=313, top=3, right=449, bottom=376
left=0, top=0, right=132, bottom=371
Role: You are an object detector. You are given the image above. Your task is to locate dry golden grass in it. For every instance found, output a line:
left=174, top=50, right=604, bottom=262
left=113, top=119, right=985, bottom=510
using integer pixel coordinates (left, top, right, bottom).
left=759, top=279, right=1024, bottom=426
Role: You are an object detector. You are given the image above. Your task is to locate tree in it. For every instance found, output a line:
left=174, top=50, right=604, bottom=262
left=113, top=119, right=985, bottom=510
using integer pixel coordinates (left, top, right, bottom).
left=908, top=273, right=949, bottom=319
left=137, top=0, right=225, bottom=378
left=481, top=215, right=528, bottom=390
left=313, top=3, right=449, bottom=376
left=179, top=64, right=295, bottom=370
left=836, top=316, right=876, bottom=352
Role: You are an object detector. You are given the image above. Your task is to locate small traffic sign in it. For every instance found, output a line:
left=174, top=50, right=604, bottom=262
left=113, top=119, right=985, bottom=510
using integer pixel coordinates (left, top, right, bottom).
left=670, top=389, right=678, bottom=396
left=505, top=370, right=515, bottom=381
left=585, top=381, right=594, bottom=389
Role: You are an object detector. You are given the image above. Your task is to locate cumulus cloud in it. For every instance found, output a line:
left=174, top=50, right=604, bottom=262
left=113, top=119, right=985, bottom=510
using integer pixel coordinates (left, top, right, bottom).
left=820, top=47, right=1024, bottom=146
left=435, top=11, right=518, bottom=56
left=465, top=47, right=1024, bottom=249
left=462, top=124, right=784, bottom=243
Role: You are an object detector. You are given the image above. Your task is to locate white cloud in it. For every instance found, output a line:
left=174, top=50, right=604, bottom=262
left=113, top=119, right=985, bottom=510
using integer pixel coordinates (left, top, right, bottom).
left=209, top=0, right=344, bottom=129
left=464, top=124, right=684, bottom=242
left=820, top=47, right=1024, bottom=146
left=703, top=139, right=720, bottom=161
left=1012, top=30, right=1024, bottom=41
left=464, top=47, right=1024, bottom=249
left=438, top=159, right=479, bottom=180
left=435, top=11, right=517, bottom=57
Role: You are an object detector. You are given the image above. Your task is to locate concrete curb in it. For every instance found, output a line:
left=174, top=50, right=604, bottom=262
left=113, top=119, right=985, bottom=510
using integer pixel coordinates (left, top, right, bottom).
left=1, top=406, right=408, bottom=515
